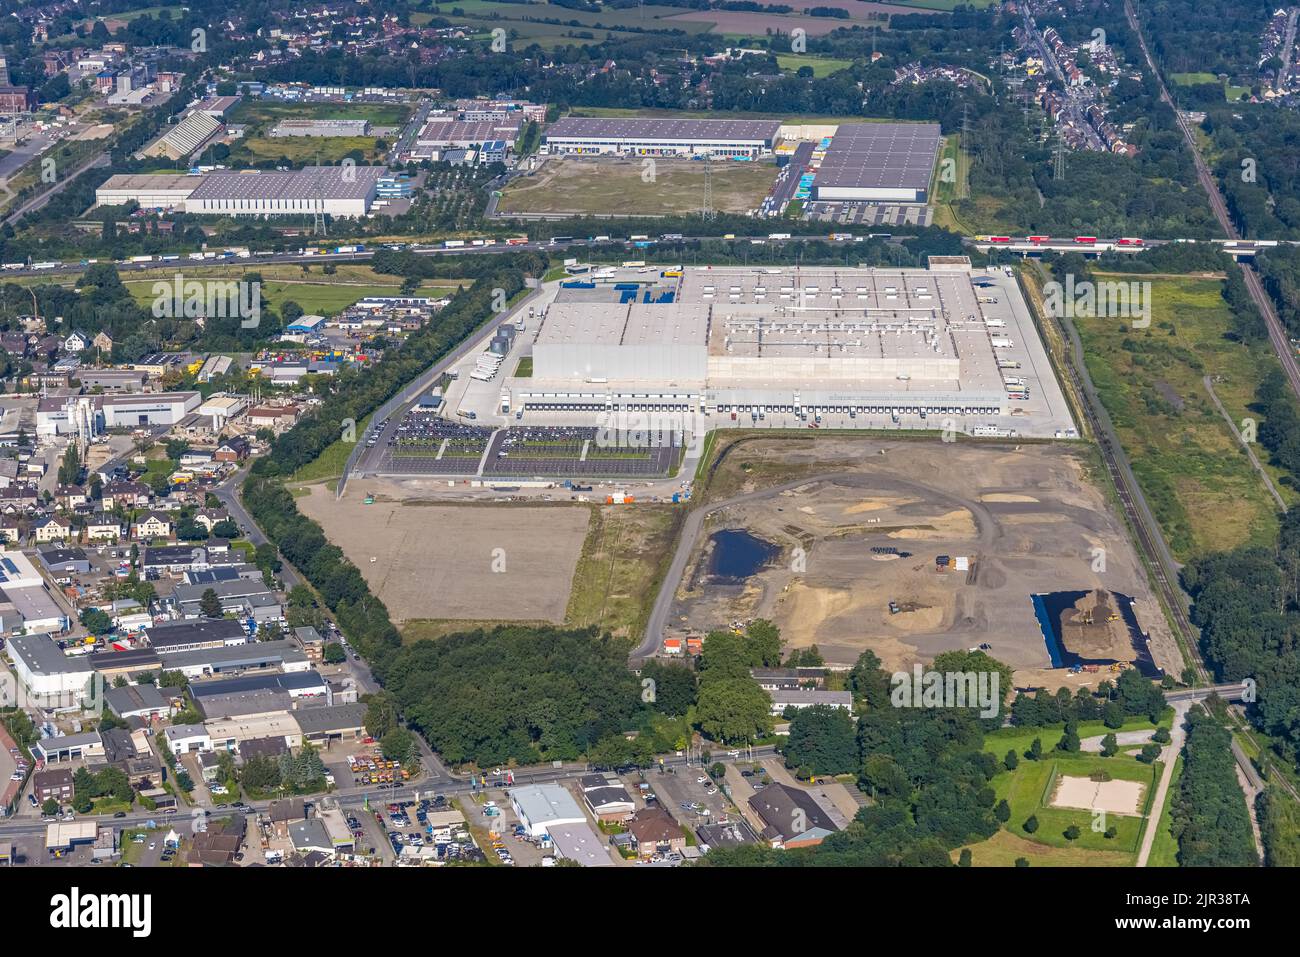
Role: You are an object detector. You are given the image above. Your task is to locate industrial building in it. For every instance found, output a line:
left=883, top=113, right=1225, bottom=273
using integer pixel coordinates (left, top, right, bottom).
left=138, top=110, right=223, bottom=161
left=95, top=173, right=204, bottom=211
left=269, top=118, right=370, bottom=137
left=810, top=122, right=942, bottom=204
left=158, top=638, right=309, bottom=679
left=184, top=165, right=387, bottom=218
left=405, top=116, right=523, bottom=161
left=513, top=263, right=1016, bottom=420
left=99, top=167, right=389, bottom=222
left=36, top=391, right=201, bottom=437
left=5, top=635, right=91, bottom=709
left=542, top=117, right=783, bottom=158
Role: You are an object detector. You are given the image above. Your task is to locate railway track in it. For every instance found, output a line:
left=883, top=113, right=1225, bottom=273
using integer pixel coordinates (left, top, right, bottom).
left=1124, top=0, right=1300, bottom=404
left=1033, top=264, right=1208, bottom=685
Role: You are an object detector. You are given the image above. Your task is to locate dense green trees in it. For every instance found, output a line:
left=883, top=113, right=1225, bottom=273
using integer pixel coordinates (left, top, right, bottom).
left=1171, top=712, right=1258, bottom=866
left=380, top=625, right=641, bottom=766
left=784, top=705, right=857, bottom=776
left=706, top=651, right=1001, bottom=867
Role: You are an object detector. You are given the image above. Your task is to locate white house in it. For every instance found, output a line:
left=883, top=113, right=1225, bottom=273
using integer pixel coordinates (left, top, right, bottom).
left=164, top=724, right=212, bottom=754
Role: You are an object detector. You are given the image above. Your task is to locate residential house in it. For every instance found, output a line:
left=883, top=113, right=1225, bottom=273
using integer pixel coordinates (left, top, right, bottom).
left=32, top=767, right=74, bottom=804
left=92, top=331, right=114, bottom=354
left=193, top=508, right=230, bottom=533
left=31, top=515, right=72, bottom=544
left=213, top=436, right=250, bottom=462
left=55, top=484, right=87, bottom=511
left=132, top=511, right=172, bottom=540
left=579, top=773, right=636, bottom=823
left=63, top=330, right=90, bottom=353
left=267, top=797, right=307, bottom=838
left=85, top=513, right=124, bottom=542
left=0, top=516, right=20, bottom=544
left=101, top=481, right=151, bottom=510
left=627, top=806, right=687, bottom=858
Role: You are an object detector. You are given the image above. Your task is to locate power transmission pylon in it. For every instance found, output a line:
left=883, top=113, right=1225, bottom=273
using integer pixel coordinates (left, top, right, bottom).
left=1053, top=132, right=1066, bottom=181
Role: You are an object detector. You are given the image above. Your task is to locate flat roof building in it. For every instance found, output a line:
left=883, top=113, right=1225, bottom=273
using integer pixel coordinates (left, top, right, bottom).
left=184, top=166, right=386, bottom=219
left=543, top=117, right=782, bottom=158
left=811, top=122, right=941, bottom=204
left=95, top=173, right=202, bottom=210
left=509, top=783, right=587, bottom=837
left=4, top=634, right=92, bottom=709
left=158, top=638, right=308, bottom=679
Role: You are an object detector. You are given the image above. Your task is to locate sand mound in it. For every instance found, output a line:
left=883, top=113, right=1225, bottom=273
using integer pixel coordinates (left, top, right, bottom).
left=980, top=493, right=1040, bottom=503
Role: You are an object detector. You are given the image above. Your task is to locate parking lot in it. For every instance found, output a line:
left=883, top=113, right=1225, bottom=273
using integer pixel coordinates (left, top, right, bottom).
left=458, top=788, right=553, bottom=868
left=377, top=795, right=484, bottom=865
left=483, top=425, right=678, bottom=479
left=375, top=415, right=496, bottom=475
left=641, top=762, right=741, bottom=833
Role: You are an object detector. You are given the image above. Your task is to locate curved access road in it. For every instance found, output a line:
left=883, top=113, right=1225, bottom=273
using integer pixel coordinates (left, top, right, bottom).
left=633, top=461, right=1002, bottom=661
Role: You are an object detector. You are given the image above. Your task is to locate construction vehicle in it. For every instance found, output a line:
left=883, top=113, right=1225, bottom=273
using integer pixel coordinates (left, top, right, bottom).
left=363, top=494, right=375, bottom=505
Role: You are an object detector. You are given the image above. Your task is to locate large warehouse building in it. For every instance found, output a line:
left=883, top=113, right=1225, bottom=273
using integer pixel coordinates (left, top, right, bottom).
left=98, top=167, right=389, bottom=218
left=95, top=173, right=203, bottom=211
left=542, top=117, right=783, bottom=158
left=185, top=166, right=387, bottom=218
left=811, top=122, right=942, bottom=204
left=511, top=261, right=1059, bottom=426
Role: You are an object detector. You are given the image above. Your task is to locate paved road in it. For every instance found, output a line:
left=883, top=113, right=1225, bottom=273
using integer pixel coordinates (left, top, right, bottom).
left=1135, top=698, right=1191, bottom=867
left=338, top=280, right=543, bottom=498
left=4, top=151, right=109, bottom=226
left=211, top=465, right=301, bottom=590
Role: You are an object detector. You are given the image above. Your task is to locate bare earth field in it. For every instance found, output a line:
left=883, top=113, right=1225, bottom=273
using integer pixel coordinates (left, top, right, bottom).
left=1051, top=775, right=1145, bottom=816
left=298, top=484, right=589, bottom=624
left=497, top=156, right=779, bottom=217
left=675, top=437, right=1179, bottom=682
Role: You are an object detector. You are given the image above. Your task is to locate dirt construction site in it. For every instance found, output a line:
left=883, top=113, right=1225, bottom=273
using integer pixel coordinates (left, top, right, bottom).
left=296, top=483, right=590, bottom=625
left=671, top=437, right=1180, bottom=685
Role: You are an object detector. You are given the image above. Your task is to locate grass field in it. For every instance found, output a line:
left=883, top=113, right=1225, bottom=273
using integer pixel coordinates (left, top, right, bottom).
left=118, top=263, right=460, bottom=316
left=931, top=134, right=971, bottom=232
left=1171, top=73, right=1250, bottom=101
left=983, top=716, right=1168, bottom=763
left=776, top=54, right=854, bottom=77
left=1073, top=274, right=1294, bottom=560
left=419, top=0, right=715, bottom=48
left=961, top=718, right=1167, bottom=866
left=239, top=135, right=387, bottom=165
left=565, top=502, right=682, bottom=639
left=229, top=100, right=412, bottom=130
left=498, top=156, right=778, bottom=217
left=1147, top=754, right=1183, bottom=867
left=994, top=751, right=1159, bottom=858
left=289, top=413, right=373, bottom=486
